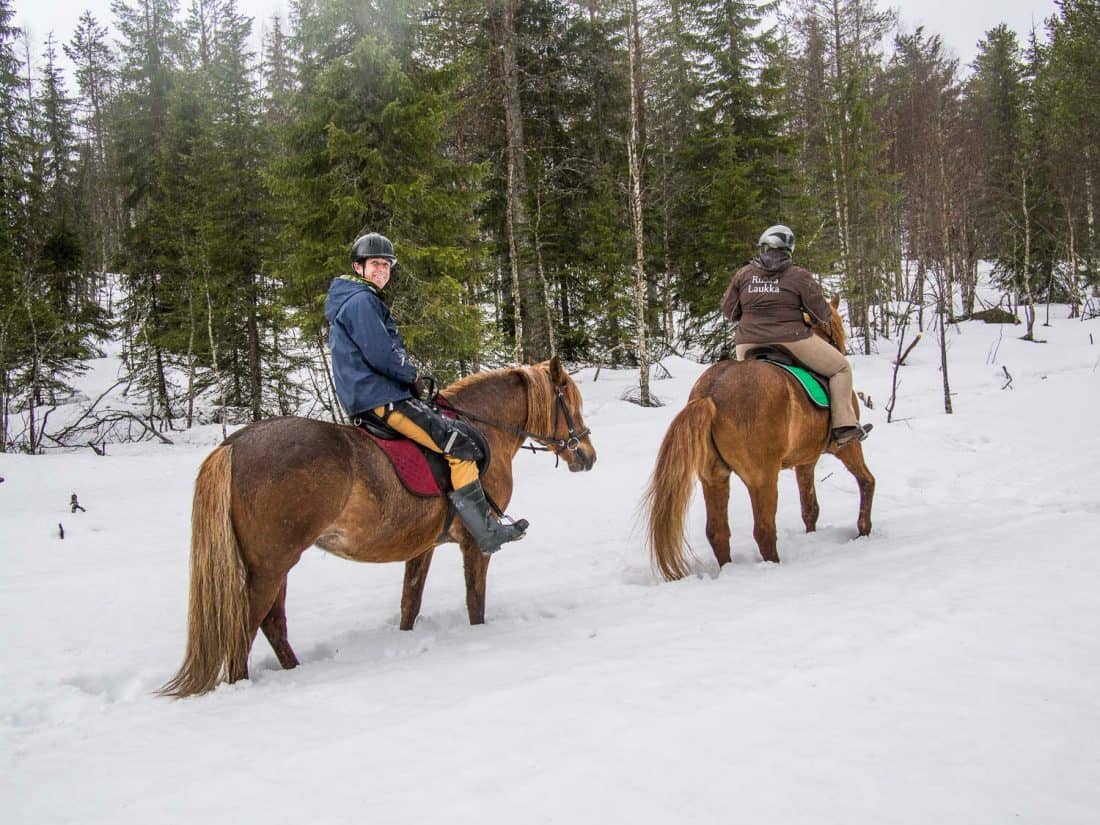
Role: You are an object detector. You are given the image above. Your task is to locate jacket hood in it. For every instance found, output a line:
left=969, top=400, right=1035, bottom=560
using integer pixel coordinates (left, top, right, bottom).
left=325, top=276, right=375, bottom=323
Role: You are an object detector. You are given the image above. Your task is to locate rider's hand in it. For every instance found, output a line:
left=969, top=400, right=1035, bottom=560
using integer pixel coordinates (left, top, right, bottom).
left=412, top=374, right=431, bottom=400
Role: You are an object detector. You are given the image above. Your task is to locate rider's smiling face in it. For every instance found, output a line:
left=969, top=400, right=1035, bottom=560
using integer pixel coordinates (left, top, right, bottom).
left=355, top=257, right=393, bottom=289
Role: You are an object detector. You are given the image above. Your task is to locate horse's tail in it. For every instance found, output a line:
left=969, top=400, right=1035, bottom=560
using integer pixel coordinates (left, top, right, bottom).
left=159, top=445, right=249, bottom=698
left=644, top=397, right=718, bottom=581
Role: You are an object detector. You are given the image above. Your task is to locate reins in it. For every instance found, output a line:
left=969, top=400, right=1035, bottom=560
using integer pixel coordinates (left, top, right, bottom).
left=438, top=385, right=590, bottom=462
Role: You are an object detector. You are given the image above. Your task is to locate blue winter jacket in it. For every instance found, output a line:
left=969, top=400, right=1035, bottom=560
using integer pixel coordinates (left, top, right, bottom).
left=324, top=276, right=418, bottom=418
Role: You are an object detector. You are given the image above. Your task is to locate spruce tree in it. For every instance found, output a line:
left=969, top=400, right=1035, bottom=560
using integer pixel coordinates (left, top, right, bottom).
left=663, top=0, right=790, bottom=355
left=783, top=0, right=896, bottom=352
left=111, top=0, right=184, bottom=422
left=0, top=0, right=27, bottom=447
left=1038, top=0, right=1100, bottom=306
left=968, top=24, right=1046, bottom=335
left=270, top=0, right=482, bottom=382
left=65, top=12, right=119, bottom=274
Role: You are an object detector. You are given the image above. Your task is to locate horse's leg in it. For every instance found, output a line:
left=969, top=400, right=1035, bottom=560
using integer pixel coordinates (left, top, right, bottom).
left=834, top=443, right=876, bottom=536
left=260, top=578, right=299, bottom=670
left=400, top=549, right=436, bottom=631
left=700, top=474, right=733, bottom=567
left=237, top=570, right=292, bottom=682
left=461, top=541, right=491, bottom=625
left=745, top=469, right=782, bottom=563
left=795, top=462, right=820, bottom=533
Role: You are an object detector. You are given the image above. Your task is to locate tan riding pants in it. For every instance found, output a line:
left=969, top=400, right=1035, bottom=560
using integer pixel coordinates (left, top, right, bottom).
left=372, top=405, right=479, bottom=489
left=736, top=336, right=859, bottom=429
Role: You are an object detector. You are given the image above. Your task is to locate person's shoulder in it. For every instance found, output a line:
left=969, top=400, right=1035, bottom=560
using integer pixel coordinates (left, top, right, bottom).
left=344, top=281, right=383, bottom=305
left=785, top=264, right=816, bottom=280
left=733, top=261, right=758, bottom=279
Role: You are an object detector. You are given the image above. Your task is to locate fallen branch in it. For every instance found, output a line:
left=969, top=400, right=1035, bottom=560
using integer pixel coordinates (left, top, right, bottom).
left=49, top=379, right=128, bottom=444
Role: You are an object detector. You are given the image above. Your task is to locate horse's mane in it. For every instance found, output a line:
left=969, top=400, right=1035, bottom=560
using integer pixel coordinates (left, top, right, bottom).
left=446, top=361, right=579, bottom=434
left=818, top=300, right=848, bottom=353
left=518, top=362, right=574, bottom=435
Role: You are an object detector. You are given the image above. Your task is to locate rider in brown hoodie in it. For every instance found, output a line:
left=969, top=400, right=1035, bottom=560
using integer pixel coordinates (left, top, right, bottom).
left=721, top=225, right=869, bottom=446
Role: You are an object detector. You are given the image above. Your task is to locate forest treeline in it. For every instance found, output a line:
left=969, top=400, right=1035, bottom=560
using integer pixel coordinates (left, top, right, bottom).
left=1, top=0, right=1098, bottom=451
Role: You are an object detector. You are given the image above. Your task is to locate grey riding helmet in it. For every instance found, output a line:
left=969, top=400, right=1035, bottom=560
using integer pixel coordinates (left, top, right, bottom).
left=758, top=225, right=795, bottom=253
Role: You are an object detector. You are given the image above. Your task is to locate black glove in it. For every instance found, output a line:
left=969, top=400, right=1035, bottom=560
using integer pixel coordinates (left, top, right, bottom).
left=412, top=374, right=432, bottom=400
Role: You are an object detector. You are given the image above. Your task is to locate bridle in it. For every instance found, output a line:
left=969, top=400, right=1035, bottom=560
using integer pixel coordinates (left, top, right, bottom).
left=441, top=384, right=591, bottom=460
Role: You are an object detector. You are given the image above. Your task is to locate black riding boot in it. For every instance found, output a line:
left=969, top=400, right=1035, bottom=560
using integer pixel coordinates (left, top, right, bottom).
left=832, top=423, right=873, bottom=446
left=449, top=480, right=529, bottom=555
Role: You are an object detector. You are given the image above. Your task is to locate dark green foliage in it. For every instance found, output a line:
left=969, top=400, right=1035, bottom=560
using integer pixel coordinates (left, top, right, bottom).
left=5, top=0, right=1097, bottom=447
left=271, top=0, right=483, bottom=379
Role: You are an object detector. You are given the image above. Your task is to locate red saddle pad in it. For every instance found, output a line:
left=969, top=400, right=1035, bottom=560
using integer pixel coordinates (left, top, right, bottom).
left=358, top=430, right=443, bottom=497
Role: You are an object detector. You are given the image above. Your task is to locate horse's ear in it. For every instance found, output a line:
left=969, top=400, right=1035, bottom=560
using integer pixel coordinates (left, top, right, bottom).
left=549, top=354, right=567, bottom=383
left=831, top=294, right=840, bottom=309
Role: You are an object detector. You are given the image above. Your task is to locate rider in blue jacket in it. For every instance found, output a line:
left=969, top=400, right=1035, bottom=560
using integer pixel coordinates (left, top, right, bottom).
left=324, top=232, right=528, bottom=555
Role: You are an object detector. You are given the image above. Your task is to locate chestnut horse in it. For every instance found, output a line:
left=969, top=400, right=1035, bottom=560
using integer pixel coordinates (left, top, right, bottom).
left=645, top=298, right=874, bottom=580
left=162, top=357, right=595, bottom=697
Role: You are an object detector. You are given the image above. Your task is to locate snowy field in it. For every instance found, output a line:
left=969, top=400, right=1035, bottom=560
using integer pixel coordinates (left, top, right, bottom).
left=3, top=306, right=1100, bottom=824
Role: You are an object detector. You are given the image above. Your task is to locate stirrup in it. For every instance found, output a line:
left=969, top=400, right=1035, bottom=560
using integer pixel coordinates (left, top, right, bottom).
left=832, top=423, right=872, bottom=446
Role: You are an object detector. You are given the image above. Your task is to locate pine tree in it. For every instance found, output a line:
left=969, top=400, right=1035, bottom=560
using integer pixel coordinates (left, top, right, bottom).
left=270, top=0, right=483, bottom=382
left=968, top=24, right=1050, bottom=337
left=111, top=0, right=184, bottom=422
left=784, top=0, right=896, bottom=352
left=184, top=0, right=273, bottom=421
left=0, top=0, right=28, bottom=447
left=1038, top=0, right=1100, bottom=310
left=663, top=0, right=790, bottom=355
left=65, top=12, right=119, bottom=274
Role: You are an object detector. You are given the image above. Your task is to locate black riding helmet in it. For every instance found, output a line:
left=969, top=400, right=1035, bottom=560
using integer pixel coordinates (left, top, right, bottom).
left=350, top=232, right=396, bottom=264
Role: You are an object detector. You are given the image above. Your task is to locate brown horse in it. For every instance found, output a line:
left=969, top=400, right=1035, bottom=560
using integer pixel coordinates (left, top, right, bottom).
left=161, top=356, right=595, bottom=697
left=645, top=298, right=874, bottom=580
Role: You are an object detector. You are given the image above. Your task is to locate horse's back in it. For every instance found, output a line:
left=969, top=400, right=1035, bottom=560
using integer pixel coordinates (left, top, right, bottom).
left=692, top=360, right=828, bottom=468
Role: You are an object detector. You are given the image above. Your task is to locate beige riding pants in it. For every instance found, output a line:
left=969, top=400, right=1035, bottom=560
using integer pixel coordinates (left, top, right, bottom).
left=736, top=336, right=859, bottom=429
left=372, top=405, right=479, bottom=489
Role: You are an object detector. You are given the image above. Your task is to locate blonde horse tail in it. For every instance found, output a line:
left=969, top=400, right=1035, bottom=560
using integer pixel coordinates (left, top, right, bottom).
left=644, top=397, right=718, bottom=581
left=159, top=445, right=249, bottom=698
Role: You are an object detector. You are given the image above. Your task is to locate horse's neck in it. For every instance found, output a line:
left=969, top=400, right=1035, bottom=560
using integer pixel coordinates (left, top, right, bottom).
left=450, top=373, right=529, bottom=433
left=815, top=322, right=844, bottom=353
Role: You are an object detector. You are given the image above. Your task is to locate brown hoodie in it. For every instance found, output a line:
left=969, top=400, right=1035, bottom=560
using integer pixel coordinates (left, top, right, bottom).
left=720, top=258, right=832, bottom=345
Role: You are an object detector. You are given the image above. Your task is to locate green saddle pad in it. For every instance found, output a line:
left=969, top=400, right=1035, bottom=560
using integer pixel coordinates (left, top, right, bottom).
left=766, top=361, right=830, bottom=408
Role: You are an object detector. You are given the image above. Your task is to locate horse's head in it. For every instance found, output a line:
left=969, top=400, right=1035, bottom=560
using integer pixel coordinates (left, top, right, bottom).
left=523, top=356, right=596, bottom=472
left=814, top=295, right=847, bottom=353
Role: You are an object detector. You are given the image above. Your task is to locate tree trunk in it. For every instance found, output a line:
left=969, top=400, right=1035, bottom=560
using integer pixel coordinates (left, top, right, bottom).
left=490, top=0, right=552, bottom=362
left=626, top=0, right=651, bottom=406
left=248, top=272, right=262, bottom=422
left=1020, top=170, right=1037, bottom=340
left=504, top=148, right=523, bottom=364
left=937, top=276, right=952, bottom=415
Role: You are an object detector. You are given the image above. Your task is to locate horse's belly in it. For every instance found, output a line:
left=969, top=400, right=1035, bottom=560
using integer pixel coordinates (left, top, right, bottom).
left=314, top=521, right=443, bottom=563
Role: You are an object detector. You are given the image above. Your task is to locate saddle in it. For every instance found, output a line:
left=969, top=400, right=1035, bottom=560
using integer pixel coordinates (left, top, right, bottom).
left=743, top=346, right=830, bottom=409
left=354, top=409, right=491, bottom=497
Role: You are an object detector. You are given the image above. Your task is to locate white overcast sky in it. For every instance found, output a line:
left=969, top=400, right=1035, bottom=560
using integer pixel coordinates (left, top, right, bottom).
left=16, top=0, right=1058, bottom=77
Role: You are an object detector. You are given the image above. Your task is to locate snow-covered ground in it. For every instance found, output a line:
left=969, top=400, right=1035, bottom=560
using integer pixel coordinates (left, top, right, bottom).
left=3, top=306, right=1099, bottom=824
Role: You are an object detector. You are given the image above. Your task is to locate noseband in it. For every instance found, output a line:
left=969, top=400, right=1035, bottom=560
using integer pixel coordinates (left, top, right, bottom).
left=546, top=385, right=592, bottom=453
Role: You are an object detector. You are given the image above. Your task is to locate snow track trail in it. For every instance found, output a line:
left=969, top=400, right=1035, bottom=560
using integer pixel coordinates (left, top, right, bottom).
left=4, top=312, right=1099, bottom=824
